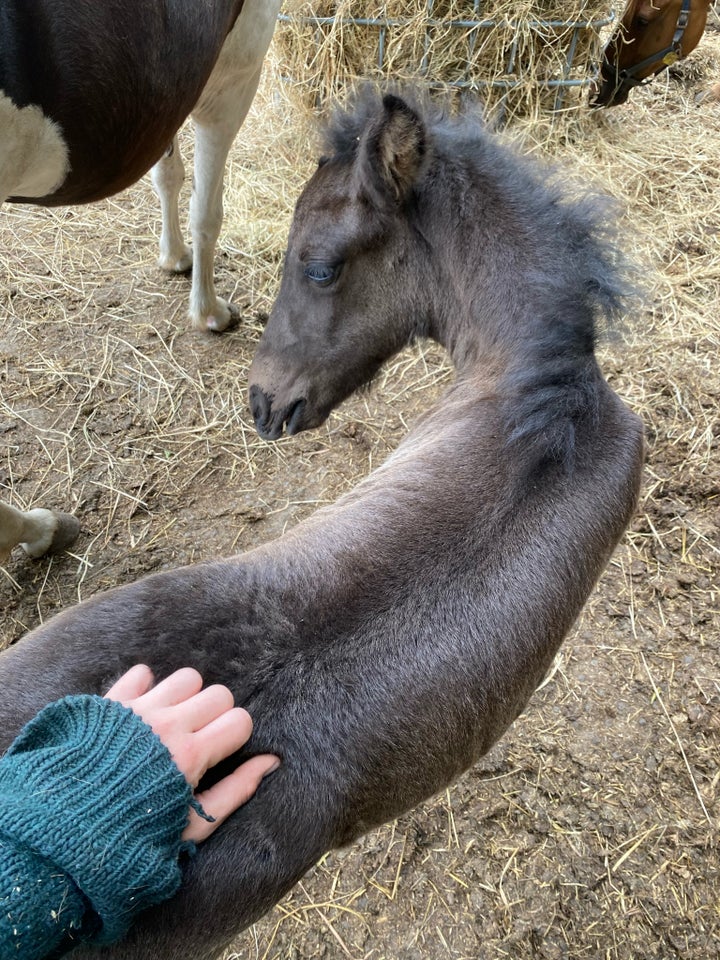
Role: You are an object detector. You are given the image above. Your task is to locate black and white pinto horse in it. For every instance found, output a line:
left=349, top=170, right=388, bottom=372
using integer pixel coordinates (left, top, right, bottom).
left=0, top=0, right=280, bottom=563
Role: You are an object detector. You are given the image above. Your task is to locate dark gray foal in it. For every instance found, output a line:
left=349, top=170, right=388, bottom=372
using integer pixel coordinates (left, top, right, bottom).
left=0, top=90, right=644, bottom=959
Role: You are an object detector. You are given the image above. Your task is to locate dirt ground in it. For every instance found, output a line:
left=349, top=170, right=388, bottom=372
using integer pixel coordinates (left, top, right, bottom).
left=1, top=23, right=719, bottom=960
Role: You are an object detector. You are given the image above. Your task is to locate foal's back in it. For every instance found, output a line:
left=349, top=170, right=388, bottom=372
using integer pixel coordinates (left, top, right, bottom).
left=0, top=378, right=643, bottom=960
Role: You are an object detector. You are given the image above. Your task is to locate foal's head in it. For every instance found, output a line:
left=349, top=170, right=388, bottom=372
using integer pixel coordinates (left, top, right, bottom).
left=249, top=95, right=432, bottom=441
left=592, top=0, right=711, bottom=107
left=249, top=89, right=632, bottom=448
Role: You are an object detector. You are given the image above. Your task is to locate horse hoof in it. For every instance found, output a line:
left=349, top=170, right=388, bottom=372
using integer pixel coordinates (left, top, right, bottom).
left=20, top=510, right=80, bottom=559
left=48, top=512, right=81, bottom=555
left=196, top=297, right=238, bottom=334
left=158, top=247, right=193, bottom=274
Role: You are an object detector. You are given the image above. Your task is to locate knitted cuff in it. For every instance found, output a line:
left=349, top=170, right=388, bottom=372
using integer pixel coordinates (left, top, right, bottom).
left=0, top=695, right=193, bottom=945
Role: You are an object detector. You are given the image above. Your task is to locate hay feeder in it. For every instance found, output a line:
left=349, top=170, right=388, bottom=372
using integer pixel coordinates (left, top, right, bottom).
left=276, top=1, right=616, bottom=119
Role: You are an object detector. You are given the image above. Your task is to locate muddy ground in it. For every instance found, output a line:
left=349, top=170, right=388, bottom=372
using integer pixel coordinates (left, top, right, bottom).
left=1, top=28, right=719, bottom=960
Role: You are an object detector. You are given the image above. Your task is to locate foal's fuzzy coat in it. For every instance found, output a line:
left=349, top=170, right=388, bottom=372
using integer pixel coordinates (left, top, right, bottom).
left=0, top=91, right=644, bottom=959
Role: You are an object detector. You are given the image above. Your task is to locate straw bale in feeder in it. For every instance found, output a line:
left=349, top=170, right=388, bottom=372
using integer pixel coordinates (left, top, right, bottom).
left=275, top=1, right=615, bottom=119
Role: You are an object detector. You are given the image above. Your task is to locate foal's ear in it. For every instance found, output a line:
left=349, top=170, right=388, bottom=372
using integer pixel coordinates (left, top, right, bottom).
left=358, top=94, right=426, bottom=206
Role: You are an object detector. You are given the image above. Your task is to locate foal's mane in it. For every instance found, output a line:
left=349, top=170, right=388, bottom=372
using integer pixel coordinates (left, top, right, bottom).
left=322, top=87, right=640, bottom=477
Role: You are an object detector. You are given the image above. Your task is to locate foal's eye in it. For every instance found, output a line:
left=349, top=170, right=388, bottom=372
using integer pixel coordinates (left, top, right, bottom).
left=303, top=262, right=340, bottom=287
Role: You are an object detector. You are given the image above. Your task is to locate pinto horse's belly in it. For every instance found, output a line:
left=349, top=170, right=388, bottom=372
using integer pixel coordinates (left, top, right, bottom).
left=0, top=93, right=69, bottom=199
left=1, top=0, right=245, bottom=205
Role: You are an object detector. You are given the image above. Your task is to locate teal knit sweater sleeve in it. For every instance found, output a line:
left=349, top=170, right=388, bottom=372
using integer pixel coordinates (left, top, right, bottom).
left=0, top=695, right=194, bottom=958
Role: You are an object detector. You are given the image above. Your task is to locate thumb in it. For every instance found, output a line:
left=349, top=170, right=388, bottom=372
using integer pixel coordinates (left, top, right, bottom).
left=183, top=754, right=280, bottom=843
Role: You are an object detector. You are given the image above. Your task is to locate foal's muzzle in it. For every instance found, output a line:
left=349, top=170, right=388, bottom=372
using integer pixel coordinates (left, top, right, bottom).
left=249, top=385, right=306, bottom=441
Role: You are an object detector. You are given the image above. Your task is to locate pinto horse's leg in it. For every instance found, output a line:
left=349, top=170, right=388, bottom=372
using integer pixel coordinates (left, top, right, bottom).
left=0, top=501, right=80, bottom=564
left=185, top=117, right=237, bottom=333
left=186, top=75, right=265, bottom=333
left=151, top=138, right=193, bottom=275
left=185, top=0, right=280, bottom=332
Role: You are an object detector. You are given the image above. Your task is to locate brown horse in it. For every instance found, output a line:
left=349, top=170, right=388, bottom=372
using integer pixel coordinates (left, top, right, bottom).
left=0, top=89, right=643, bottom=959
left=592, top=0, right=713, bottom=106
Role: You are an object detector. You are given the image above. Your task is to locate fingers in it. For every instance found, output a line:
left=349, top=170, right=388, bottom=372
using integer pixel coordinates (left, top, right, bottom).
left=183, top=754, right=281, bottom=843
left=193, top=706, right=253, bottom=770
left=104, top=664, right=154, bottom=703
left=104, top=664, right=279, bottom=847
left=136, top=667, right=204, bottom=708
left=174, top=684, right=237, bottom=733
left=118, top=669, right=255, bottom=787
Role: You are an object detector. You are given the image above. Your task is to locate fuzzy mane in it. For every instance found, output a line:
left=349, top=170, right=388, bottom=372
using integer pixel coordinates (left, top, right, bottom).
left=322, top=86, right=641, bottom=475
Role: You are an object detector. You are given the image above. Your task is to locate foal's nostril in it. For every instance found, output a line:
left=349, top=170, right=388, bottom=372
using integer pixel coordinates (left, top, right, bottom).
left=249, top=385, right=285, bottom=441
left=285, top=399, right=306, bottom=436
left=249, top=384, right=271, bottom=427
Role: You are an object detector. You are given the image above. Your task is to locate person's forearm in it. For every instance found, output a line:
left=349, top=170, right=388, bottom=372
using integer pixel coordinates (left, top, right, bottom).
left=0, top=836, right=88, bottom=959
left=0, top=695, right=192, bottom=955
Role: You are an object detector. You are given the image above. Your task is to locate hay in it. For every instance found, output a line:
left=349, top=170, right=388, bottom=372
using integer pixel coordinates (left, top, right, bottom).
left=275, top=0, right=616, bottom=121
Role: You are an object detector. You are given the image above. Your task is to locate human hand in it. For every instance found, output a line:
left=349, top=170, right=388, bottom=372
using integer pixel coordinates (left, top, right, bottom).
left=105, top=664, right=279, bottom=842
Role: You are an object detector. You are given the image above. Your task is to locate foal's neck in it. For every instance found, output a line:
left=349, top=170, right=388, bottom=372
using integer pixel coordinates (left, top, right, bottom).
left=419, top=239, right=534, bottom=384
left=414, top=145, right=591, bottom=387
left=269, top=375, right=504, bottom=575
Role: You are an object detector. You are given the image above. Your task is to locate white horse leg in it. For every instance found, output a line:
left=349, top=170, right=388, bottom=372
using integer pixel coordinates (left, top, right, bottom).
left=0, top=501, right=80, bottom=564
left=186, top=117, right=238, bottom=332
left=150, top=137, right=193, bottom=273
left=186, top=0, right=280, bottom=332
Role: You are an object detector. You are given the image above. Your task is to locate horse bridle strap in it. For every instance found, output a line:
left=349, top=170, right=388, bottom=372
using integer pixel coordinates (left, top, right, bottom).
left=603, top=0, right=691, bottom=97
